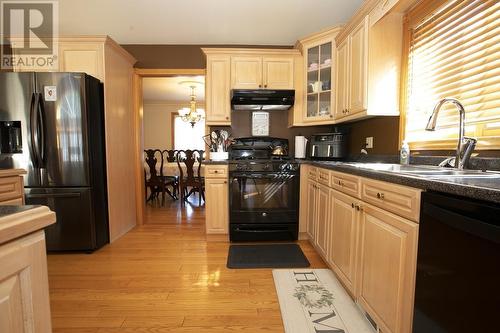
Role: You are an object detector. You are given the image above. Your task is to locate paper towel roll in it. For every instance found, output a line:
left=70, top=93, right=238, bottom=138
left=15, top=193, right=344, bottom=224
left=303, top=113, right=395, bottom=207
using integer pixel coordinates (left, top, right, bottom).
left=295, top=136, right=307, bottom=159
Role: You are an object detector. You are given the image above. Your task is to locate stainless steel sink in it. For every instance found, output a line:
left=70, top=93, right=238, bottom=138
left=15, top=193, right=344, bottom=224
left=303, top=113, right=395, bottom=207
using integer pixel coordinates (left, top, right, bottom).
left=342, top=162, right=500, bottom=179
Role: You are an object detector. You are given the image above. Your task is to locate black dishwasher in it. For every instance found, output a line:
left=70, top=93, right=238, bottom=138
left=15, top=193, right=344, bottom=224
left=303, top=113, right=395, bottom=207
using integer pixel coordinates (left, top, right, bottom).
left=414, top=191, right=500, bottom=332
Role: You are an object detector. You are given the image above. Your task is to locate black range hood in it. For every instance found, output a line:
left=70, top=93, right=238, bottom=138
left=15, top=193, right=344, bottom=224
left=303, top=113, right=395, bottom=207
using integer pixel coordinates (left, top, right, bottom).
left=230, top=89, right=295, bottom=111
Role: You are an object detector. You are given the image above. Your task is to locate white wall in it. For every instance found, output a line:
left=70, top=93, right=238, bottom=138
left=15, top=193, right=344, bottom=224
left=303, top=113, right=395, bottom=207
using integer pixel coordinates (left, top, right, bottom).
left=143, top=102, right=205, bottom=150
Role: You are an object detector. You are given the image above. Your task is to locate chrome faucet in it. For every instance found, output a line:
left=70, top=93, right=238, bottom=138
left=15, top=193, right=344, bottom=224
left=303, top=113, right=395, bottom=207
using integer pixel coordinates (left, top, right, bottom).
left=425, top=98, right=477, bottom=169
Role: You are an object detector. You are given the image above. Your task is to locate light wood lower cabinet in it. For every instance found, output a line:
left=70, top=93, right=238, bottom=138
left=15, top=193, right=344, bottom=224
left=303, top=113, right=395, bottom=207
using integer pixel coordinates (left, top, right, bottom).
left=357, top=203, right=418, bottom=333
left=315, top=183, right=330, bottom=258
left=204, top=165, right=229, bottom=235
left=302, top=165, right=419, bottom=333
left=0, top=231, right=52, bottom=333
left=328, top=188, right=359, bottom=295
left=305, top=180, right=317, bottom=240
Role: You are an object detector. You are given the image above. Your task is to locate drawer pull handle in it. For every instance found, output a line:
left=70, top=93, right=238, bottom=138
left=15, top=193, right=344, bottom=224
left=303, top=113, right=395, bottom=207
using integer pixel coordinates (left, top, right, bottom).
left=376, top=192, right=385, bottom=199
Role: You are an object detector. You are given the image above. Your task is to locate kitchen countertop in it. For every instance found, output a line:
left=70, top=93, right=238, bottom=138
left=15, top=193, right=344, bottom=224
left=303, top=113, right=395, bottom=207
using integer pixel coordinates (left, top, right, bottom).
left=304, top=161, right=500, bottom=204
left=0, top=168, right=27, bottom=177
left=0, top=205, right=56, bottom=245
left=202, top=160, right=230, bottom=165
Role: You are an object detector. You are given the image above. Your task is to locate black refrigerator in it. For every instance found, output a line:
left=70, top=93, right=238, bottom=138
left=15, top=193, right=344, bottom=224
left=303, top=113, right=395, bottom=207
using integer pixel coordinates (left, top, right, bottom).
left=0, top=72, right=109, bottom=252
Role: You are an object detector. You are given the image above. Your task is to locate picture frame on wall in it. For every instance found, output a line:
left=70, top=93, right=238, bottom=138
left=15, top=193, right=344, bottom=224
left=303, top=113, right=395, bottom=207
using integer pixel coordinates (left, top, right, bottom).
left=252, top=112, right=269, bottom=136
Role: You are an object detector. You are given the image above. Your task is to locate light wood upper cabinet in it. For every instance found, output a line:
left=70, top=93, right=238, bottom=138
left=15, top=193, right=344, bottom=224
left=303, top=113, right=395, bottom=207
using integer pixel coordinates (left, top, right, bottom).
left=204, top=165, right=229, bottom=235
left=357, top=203, right=418, bottom=333
left=231, top=56, right=263, bottom=89
left=58, top=42, right=104, bottom=81
left=262, top=57, right=294, bottom=89
left=335, top=17, right=369, bottom=120
left=334, top=5, right=404, bottom=123
left=205, top=55, right=231, bottom=125
left=335, top=39, right=349, bottom=119
left=231, top=56, right=294, bottom=89
left=328, top=189, right=358, bottom=295
left=348, top=18, right=368, bottom=115
left=296, top=27, right=342, bottom=125
left=203, top=48, right=300, bottom=126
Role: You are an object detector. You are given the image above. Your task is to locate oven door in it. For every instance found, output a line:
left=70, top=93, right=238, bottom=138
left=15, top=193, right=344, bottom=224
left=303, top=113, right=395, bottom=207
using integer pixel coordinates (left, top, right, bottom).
left=229, top=172, right=299, bottom=224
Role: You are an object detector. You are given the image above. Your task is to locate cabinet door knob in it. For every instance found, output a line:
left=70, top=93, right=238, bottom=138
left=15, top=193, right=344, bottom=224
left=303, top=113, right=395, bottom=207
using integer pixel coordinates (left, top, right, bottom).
left=264, top=84, right=268, bottom=88
left=259, top=84, right=262, bottom=88
left=225, top=116, right=229, bottom=120
left=224, top=181, right=227, bottom=184
left=377, top=192, right=385, bottom=199
left=351, top=203, right=355, bottom=208
left=329, top=114, right=333, bottom=118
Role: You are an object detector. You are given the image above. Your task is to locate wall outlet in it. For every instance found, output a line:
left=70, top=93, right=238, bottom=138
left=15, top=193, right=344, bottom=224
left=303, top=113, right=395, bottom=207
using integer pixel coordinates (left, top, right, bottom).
left=365, top=137, right=374, bottom=149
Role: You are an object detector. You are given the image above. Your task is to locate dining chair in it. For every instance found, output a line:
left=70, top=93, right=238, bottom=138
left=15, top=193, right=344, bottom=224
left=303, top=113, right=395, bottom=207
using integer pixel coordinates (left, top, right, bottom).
left=144, top=149, right=178, bottom=205
left=163, top=149, right=178, bottom=163
left=176, top=149, right=205, bottom=206
left=162, top=149, right=180, bottom=197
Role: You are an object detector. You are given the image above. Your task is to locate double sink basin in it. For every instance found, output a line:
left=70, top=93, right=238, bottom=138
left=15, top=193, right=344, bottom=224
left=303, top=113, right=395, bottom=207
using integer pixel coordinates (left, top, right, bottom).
left=342, top=162, right=500, bottom=180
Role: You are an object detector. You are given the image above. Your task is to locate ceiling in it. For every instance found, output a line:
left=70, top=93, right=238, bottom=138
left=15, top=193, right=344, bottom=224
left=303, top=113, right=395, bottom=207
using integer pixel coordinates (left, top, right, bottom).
left=58, top=0, right=364, bottom=45
left=143, top=76, right=205, bottom=103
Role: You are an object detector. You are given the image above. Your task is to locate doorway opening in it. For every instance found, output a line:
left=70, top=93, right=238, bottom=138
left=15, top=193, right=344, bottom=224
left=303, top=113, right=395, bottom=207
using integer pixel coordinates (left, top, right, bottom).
left=136, top=71, right=206, bottom=225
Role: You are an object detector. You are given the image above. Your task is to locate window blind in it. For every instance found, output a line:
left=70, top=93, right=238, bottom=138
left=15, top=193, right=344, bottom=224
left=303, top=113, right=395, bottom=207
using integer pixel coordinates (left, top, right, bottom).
left=405, top=0, right=500, bottom=149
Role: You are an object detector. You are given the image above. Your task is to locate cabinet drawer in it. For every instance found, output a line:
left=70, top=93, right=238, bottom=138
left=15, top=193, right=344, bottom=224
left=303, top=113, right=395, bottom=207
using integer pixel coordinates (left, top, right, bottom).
left=361, top=178, right=421, bottom=222
left=0, top=176, right=23, bottom=202
left=307, top=167, right=318, bottom=181
left=0, top=197, right=23, bottom=206
left=317, top=168, right=330, bottom=186
left=330, top=171, right=360, bottom=198
left=205, top=165, right=228, bottom=178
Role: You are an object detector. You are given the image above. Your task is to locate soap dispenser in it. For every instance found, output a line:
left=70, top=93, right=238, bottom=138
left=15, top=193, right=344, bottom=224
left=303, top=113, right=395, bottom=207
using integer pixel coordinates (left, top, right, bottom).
left=400, top=140, right=410, bottom=165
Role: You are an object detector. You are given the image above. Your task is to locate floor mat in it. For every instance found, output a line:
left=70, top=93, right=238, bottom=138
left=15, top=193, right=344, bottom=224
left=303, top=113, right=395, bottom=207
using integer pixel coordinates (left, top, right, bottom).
left=227, top=244, right=310, bottom=269
left=273, top=269, right=376, bottom=333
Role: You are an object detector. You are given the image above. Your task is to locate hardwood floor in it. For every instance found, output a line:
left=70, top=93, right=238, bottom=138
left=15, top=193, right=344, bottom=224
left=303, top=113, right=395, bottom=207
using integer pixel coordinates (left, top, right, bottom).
left=47, top=197, right=327, bottom=332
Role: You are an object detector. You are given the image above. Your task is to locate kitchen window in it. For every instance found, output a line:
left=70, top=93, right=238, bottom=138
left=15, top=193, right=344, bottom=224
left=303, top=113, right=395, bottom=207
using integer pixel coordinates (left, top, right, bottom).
left=402, top=0, right=500, bottom=150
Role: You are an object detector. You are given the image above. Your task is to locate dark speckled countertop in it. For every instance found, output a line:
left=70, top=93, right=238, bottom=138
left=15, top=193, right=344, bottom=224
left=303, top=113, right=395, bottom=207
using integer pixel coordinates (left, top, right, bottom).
left=305, top=161, right=500, bottom=204
left=0, top=205, right=39, bottom=217
left=202, top=160, right=229, bottom=165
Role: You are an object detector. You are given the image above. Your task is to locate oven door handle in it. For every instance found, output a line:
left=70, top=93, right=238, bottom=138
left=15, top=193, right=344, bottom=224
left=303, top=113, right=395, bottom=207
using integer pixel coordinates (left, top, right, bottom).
left=234, top=228, right=287, bottom=233
left=231, top=173, right=297, bottom=179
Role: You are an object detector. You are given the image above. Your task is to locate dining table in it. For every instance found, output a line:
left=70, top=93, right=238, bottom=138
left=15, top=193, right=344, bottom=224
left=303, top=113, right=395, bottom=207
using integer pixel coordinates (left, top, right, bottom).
left=144, top=162, right=205, bottom=179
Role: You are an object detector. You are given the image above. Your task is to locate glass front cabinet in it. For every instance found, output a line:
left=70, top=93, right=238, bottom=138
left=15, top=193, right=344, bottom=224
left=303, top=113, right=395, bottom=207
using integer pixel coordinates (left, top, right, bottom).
left=299, top=28, right=341, bottom=124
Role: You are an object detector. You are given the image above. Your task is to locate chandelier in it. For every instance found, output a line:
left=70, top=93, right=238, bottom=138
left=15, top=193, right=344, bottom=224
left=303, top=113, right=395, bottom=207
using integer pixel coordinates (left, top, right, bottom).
left=178, top=82, right=204, bottom=127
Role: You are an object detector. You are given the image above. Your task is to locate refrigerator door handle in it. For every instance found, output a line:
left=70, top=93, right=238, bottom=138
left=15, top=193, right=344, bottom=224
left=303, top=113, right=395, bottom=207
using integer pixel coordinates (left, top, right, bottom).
left=29, top=92, right=40, bottom=168
left=36, top=93, right=46, bottom=164
left=25, top=192, right=81, bottom=199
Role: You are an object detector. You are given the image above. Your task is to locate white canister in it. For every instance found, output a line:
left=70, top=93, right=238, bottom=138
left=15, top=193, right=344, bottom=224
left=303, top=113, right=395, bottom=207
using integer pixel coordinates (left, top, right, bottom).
left=295, top=136, right=308, bottom=159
